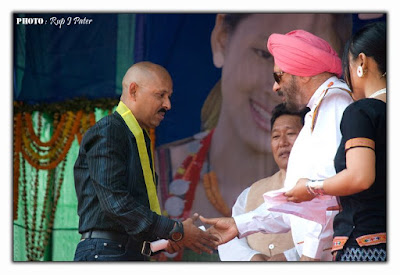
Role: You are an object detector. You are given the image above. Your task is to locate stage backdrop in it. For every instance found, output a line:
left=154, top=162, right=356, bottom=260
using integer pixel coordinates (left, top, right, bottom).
left=13, top=13, right=220, bottom=261
left=14, top=13, right=220, bottom=146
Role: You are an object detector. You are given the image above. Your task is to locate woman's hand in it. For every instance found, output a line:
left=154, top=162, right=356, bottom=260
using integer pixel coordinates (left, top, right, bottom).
left=284, top=178, right=315, bottom=203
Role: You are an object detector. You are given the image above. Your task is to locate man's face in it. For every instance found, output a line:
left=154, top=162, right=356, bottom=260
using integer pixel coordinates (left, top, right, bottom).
left=270, top=114, right=303, bottom=170
left=134, top=74, right=173, bottom=129
left=272, top=65, right=306, bottom=112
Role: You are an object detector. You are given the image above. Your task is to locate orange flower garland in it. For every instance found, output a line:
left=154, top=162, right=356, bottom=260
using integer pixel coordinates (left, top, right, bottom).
left=77, top=112, right=87, bottom=144
left=13, top=106, right=112, bottom=221
left=13, top=113, right=22, bottom=220
left=25, top=112, right=67, bottom=147
left=88, top=111, right=96, bottom=126
left=13, top=101, right=137, bottom=260
left=15, top=109, right=86, bottom=260
left=20, top=110, right=83, bottom=170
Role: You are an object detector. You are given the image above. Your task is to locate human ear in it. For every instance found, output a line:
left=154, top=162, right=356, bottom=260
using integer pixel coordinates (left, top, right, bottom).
left=211, top=14, right=229, bottom=68
left=358, top=53, right=368, bottom=70
left=298, top=76, right=312, bottom=84
left=129, top=82, right=139, bottom=100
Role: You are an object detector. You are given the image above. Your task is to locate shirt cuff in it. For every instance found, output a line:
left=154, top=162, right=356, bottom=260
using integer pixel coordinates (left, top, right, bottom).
left=152, top=213, right=176, bottom=240
left=283, top=247, right=300, bottom=261
left=302, top=235, right=324, bottom=259
left=233, top=211, right=259, bottom=238
left=233, top=205, right=289, bottom=238
left=218, top=237, right=260, bottom=261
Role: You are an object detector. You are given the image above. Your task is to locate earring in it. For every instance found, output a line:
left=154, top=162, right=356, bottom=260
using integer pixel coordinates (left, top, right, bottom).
left=213, top=52, right=224, bottom=68
left=357, top=66, right=364, bottom=77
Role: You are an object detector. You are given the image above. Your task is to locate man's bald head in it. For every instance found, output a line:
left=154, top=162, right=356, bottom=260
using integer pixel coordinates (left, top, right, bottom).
left=120, top=61, right=173, bottom=129
left=122, top=61, right=172, bottom=96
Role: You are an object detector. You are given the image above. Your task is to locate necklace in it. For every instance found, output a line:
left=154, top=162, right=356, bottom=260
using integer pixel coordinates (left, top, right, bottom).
left=369, top=88, right=386, bottom=98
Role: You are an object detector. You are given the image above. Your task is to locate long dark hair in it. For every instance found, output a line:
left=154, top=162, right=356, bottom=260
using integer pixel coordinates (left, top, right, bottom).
left=342, top=21, right=386, bottom=90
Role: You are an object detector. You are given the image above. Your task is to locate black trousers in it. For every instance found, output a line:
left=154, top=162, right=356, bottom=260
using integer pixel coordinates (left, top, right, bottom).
left=74, top=236, right=148, bottom=261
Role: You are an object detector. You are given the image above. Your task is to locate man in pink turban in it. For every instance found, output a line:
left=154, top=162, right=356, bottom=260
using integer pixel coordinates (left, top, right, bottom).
left=268, top=30, right=342, bottom=78
left=267, top=29, right=347, bottom=113
left=200, top=29, right=354, bottom=261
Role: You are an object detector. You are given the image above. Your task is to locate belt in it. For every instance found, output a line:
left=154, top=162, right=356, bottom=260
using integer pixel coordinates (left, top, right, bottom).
left=81, top=230, right=129, bottom=244
left=141, top=241, right=152, bottom=257
left=81, top=230, right=154, bottom=257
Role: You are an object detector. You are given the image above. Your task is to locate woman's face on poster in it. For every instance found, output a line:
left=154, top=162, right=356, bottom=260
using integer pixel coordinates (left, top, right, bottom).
left=214, top=13, right=343, bottom=153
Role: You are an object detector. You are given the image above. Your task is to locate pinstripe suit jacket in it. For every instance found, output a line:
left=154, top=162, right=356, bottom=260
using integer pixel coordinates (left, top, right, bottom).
left=74, top=112, right=174, bottom=243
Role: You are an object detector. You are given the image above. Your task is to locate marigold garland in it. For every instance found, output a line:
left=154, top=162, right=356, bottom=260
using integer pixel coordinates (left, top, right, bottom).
left=25, top=112, right=67, bottom=147
left=89, top=111, right=96, bottom=126
left=20, top=111, right=83, bottom=170
left=14, top=98, right=119, bottom=261
left=13, top=113, right=22, bottom=220
left=77, top=112, right=90, bottom=144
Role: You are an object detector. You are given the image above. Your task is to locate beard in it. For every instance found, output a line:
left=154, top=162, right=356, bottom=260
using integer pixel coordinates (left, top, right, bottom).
left=281, top=77, right=306, bottom=112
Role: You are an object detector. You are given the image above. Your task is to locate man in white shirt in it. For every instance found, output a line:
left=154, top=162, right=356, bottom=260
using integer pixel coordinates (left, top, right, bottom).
left=200, top=29, right=353, bottom=261
left=218, top=103, right=305, bottom=261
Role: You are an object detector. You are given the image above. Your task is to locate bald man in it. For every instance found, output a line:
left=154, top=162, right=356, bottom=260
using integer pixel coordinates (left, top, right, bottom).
left=73, top=62, right=218, bottom=261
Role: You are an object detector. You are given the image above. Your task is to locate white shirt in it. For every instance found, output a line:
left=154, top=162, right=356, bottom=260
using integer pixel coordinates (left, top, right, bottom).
left=234, top=76, right=353, bottom=260
left=218, top=187, right=299, bottom=261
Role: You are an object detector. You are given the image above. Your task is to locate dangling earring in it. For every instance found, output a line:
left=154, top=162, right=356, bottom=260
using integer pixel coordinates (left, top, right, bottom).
left=213, top=52, right=224, bottom=68
left=357, top=66, right=364, bottom=77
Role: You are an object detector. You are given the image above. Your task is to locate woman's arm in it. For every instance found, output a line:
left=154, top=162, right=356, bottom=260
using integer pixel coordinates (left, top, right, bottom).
left=285, top=146, right=375, bottom=202
left=323, top=146, right=375, bottom=196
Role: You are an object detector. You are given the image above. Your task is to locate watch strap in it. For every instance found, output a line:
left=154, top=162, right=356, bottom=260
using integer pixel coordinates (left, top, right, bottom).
left=169, top=221, right=184, bottom=241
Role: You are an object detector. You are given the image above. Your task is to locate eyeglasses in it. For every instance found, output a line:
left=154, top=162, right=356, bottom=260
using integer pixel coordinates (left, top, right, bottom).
left=273, top=71, right=285, bottom=84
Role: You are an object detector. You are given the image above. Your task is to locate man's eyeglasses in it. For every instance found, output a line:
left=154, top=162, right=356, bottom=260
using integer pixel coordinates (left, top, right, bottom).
left=273, top=71, right=285, bottom=84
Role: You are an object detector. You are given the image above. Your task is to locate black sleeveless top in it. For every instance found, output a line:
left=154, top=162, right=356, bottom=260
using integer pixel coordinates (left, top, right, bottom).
left=333, top=98, right=386, bottom=247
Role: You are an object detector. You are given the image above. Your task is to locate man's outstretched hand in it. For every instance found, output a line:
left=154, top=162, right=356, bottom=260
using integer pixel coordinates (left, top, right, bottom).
left=199, top=216, right=239, bottom=245
left=166, top=213, right=219, bottom=254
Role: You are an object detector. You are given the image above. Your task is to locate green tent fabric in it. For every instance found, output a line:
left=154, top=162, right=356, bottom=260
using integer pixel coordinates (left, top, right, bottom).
left=13, top=13, right=136, bottom=261
left=13, top=109, right=111, bottom=261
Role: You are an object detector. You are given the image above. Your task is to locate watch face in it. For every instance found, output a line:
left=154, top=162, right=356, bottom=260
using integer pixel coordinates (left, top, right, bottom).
left=171, top=232, right=183, bottom=241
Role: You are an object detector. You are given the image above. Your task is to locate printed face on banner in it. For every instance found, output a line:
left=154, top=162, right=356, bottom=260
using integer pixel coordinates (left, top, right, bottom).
left=214, top=13, right=346, bottom=154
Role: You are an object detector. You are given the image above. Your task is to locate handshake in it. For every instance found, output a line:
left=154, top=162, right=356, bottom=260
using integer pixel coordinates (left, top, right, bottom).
left=160, top=213, right=238, bottom=255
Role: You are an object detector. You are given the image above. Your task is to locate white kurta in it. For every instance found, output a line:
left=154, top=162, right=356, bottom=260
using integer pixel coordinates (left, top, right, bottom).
left=218, top=187, right=299, bottom=261
left=234, top=76, right=353, bottom=260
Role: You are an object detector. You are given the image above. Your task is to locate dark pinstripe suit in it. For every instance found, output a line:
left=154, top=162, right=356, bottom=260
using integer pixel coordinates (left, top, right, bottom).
left=74, top=112, right=174, bottom=260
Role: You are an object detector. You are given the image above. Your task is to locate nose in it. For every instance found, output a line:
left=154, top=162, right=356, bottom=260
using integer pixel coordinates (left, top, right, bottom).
left=278, top=135, right=289, bottom=147
left=163, top=97, right=171, bottom=111
left=273, top=82, right=280, bottom=93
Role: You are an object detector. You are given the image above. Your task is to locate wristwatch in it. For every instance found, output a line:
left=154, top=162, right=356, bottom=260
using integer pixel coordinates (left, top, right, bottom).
left=168, top=221, right=184, bottom=242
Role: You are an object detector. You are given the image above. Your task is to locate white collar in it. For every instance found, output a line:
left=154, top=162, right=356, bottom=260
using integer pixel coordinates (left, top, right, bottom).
left=307, top=76, right=346, bottom=111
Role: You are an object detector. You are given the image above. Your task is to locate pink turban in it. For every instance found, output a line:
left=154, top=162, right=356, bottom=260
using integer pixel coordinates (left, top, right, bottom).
left=267, top=30, right=342, bottom=77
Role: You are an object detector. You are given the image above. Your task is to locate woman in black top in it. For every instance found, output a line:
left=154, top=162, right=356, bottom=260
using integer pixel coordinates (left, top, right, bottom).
left=285, top=22, right=386, bottom=261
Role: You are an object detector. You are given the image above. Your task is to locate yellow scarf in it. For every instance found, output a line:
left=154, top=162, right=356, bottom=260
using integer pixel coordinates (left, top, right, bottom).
left=115, top=101, right=161, bottom=215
